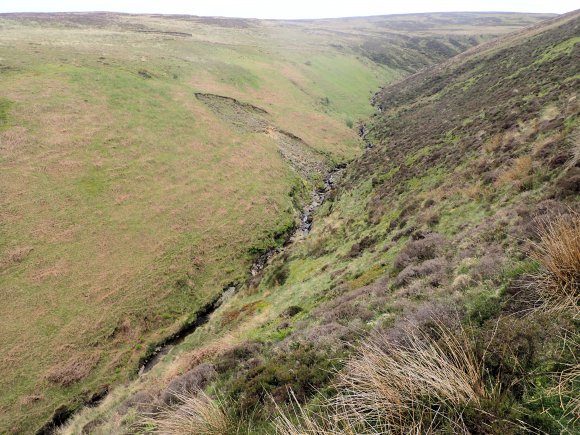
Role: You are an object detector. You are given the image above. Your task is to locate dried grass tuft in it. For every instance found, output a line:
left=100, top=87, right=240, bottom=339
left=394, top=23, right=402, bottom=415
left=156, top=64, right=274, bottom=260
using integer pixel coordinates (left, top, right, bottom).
left=495, top=155, right=533, bottom=188
left=274, top=392, right=360, bottom=435
left=44, top=353, right=100, bottom=386
left=528, top=212, right=580, bottom=313
left=139, top=390, right=238, bottom=435
left=549, top=330, right=579, bottom=424
left=331, top=324, right=485, bottom=434
left=276, top=324, right=490, bottom=434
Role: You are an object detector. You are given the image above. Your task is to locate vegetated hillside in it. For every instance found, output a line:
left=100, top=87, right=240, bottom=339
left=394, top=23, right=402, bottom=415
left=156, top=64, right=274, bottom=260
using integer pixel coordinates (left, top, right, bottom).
left=0, top=11, right=552, bottom=433
left=61, top=10, right=580, bottom=435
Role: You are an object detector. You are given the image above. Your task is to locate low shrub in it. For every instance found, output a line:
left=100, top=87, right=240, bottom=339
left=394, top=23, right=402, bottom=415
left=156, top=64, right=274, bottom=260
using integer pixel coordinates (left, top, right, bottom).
left=373, top=300, right=462, bottom=346
left=161, top=363, right=218, bottom=404
left=214, top=342, right=262, bottom=373
left=452, top=274, right=472, bottom=290
left=263, top=262, right=290, bottom=287
left=225, top=344, right=340, bottom=414
left=314, top=279, right=390, bottom=326
left=553, top=166, right=580, bottom=198
left=471, top=248, right=506, bottom=283
left=291, top=322, right=359, bottom=352
left=469, top=312, right=575, bottom=433
left=276, top=313, right=575, bottom=434
left=281, top=306, right=303, bottom=318
left=393, top=233, right=445, bottom=271
left=346, top=235, right=377, bottom=258
left=467, top=292, right=500, bottom=325
left=394, top=257, right=449, bottom=287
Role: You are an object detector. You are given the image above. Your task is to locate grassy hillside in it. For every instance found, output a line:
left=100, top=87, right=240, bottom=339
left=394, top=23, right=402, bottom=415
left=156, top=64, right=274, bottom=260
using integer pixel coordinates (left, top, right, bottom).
left=0, top=11, right=554, bottom=433
left=59, top=10, right=580, bottom=435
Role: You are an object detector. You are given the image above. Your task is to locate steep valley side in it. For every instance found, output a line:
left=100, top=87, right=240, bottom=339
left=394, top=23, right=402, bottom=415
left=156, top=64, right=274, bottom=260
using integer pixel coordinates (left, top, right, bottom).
left=60, top=10, right=579, bottom=435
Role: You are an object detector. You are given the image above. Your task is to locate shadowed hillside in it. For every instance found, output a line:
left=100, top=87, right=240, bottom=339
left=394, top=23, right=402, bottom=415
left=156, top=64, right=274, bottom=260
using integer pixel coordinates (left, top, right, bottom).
left=59, top=10, right=580, bottom=435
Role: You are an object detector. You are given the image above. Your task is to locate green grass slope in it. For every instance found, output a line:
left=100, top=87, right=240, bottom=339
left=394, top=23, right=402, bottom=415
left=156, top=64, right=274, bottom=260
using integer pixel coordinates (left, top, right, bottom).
left=65, top=10, right=580, bottom=435
left=0, top=11, right=553, bottom=433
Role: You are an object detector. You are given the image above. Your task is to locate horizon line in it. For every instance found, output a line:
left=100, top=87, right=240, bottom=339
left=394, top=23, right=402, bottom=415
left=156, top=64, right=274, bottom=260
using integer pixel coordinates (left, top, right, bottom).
left=0, top=10, right=567, bottom=21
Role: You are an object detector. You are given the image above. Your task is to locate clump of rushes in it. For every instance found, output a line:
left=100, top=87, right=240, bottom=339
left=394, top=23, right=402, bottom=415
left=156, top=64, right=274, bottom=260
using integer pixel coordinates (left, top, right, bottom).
left=275, top=323, right=548, bottom=434
left=549, top=329, right=579, bottom=426
left=139, top=391, right=236, bottom=435
left=529, top=212, right=580, bottom=313
left=331, top=325, right=486, bottom=434
left=274, top=390, right=360, bottom=435
left=276, top=326, right=484, bottom=434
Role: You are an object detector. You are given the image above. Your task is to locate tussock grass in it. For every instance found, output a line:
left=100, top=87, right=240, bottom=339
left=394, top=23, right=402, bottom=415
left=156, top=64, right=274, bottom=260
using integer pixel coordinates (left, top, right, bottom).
left=549, top=330, right=580, bottom=425
left=495, top=155, right=533, bottom=188
left=529, top=212, right=580, bottom=313
left=276, top=325, right=493, bottom=434
left=274, top=392, right=360, bottom=435
left=275, top=320, right=561, bottom=434
left=139, top=391, right=238, bottom=435
left=331, top=325, right=486, bottom=434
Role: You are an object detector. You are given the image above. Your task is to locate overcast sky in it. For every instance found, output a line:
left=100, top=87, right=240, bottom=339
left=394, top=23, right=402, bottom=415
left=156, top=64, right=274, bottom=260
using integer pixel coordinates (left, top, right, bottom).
left=0, top=1, right=577, bottom=19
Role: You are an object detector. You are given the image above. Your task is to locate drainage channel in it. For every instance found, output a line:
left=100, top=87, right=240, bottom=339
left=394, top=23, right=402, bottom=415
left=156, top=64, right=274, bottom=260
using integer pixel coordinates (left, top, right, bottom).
left=39, top=164, right=346, bottom=434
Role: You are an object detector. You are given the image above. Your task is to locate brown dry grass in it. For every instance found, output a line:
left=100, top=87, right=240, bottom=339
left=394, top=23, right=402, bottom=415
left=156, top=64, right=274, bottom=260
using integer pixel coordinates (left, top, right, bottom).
left=19, top=394, right=44, bottom=406
left=220, top=300, right=262, bottom=327
left=44, top=353, right=100, bottom=387
left=163, top=335, right=236, bottom=383
left=529, top=212, right=580, bottom=313
left=495, top=155, right=533, bottom=188
left=532, top=131, right=565, bottom=157
left=483, top=132, right=503, bottom=153
left=462, top=181, right=488, bottom=200
left=333, top=325, right=486, bottom=433
left=549, top=330, right=579, bottom=425
left=274, top=392, right=361, bottom=435
left=276, top=325, right=489, bottom=435
left=139, top=391, right=237, bottom=435
left=0, top=246, right=33, bottom=270
left=29, top=260, right=69, bottom=282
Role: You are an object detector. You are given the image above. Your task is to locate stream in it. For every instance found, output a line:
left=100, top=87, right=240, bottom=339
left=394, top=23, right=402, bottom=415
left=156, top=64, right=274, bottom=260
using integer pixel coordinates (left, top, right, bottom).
left=142, top=163, right=346, bottom=372
left=39, top=164, right=345, bottom=434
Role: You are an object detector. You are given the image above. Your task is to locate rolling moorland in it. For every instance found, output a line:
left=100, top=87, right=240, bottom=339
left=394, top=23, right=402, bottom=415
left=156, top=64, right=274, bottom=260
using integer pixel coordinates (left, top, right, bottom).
left=0, top=10, right=577, bottom=434
left=59, top=10, right=580, bottom=435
